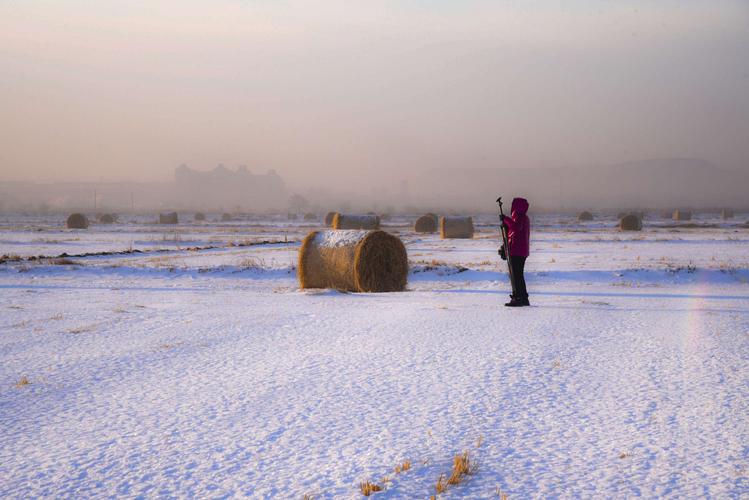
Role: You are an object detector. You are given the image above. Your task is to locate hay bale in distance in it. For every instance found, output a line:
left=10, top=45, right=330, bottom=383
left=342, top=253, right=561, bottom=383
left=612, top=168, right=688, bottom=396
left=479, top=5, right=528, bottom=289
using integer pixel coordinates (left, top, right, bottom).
left=619, top=213, right=642, bottom=231
left=194, top=212, right=206, bottom=221
left=66, top=213, right=89, bottom=229
left=332, top=214, right=380, bottom=230
left=414, top=214, right=438, bottom=233
left=721, top=208, right=734, bottom=220
left=673, top=209, right=692, bottom=221
left=324, top=211, right=338, bottom=227
left=304, top=212, right=316, bottom=221
left=298, top=230, right=408, bottom=292
left=440, top=216, right=474, bottom=239
left=578, top=211, right=593, bottom=222
left=98, top=213, right=116, bottom=224
left=287, top=213, right=298, bottom=220
left=159, top=212, right=178, bottom=224
left=221, top=213, right=233, bottom=221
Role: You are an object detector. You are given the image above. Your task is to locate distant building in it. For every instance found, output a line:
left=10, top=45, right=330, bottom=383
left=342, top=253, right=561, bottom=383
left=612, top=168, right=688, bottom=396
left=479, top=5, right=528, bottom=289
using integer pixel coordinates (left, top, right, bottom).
left=175, top=164, right=287, bottom=211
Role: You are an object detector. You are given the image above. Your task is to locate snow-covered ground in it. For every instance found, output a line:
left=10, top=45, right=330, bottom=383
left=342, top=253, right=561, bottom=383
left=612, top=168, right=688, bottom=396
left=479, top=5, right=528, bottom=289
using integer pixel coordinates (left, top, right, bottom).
left=1, top=213, right=748, bottom=498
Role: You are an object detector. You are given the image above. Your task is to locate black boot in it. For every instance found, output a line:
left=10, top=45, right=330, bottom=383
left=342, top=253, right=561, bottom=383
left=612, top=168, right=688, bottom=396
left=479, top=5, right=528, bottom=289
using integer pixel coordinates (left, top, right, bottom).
left=505, top=297, right=522, bottom=307
left=520, top=297, right=531, bottom=307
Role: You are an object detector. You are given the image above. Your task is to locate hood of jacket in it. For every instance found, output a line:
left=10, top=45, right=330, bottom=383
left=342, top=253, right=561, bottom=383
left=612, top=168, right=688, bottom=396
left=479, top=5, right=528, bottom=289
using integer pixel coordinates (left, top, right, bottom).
left=511, top=197, right=529, bottom=217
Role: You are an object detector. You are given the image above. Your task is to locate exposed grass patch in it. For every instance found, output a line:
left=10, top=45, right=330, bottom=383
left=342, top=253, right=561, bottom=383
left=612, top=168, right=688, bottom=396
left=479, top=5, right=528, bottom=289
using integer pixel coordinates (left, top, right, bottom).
left=446, top=451, right=477, bottom=486
left=237, top=256, right=266, bottom=271
left=48, top=257, right=80, bottom=266
left=68, top=324, right=96, bottom=334
left=49, top=313, right=64, bottom=320
left=15, top=376, right=30, bottom=388
left=0, top=254, right=23, bottom=264
left=394, top=459, right=411, bottom=474
left=359, top=480, right=382, bottom=496
left=434, top=473, right=448, bottom=495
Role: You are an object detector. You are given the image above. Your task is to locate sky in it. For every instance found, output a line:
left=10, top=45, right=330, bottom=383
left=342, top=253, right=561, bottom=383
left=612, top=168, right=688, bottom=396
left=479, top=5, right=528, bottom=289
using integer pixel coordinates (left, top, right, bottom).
left=1, top=0, right=748, bottom=189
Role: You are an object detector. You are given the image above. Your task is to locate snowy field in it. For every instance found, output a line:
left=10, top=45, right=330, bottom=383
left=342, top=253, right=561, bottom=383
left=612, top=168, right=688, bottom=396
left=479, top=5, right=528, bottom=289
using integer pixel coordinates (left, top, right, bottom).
left=1, top=212, right=748, bottom=498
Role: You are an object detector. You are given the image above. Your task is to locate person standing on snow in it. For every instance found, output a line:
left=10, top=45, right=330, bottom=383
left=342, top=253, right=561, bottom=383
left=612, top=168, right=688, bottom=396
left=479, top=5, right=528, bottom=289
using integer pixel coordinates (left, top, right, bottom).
left=501, top=197, right=531, bottom=307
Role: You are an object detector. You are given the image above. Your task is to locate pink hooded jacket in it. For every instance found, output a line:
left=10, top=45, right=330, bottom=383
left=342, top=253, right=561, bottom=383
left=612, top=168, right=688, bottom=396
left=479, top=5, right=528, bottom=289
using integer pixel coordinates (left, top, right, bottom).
left=502, top=197, right=530, bottom=257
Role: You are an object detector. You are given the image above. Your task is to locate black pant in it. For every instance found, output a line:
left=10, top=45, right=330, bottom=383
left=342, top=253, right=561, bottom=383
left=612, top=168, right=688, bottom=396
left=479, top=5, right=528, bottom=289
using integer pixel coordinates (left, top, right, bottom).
left=510, top=255, right=528, bottom=300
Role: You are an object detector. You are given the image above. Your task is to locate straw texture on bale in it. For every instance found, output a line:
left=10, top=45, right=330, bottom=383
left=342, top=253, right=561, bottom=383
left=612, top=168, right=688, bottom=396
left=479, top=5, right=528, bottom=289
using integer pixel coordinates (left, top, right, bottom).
left=159, top=212, right=178, bottom=224
left=194, top=212, right=206, bottom=221
left=440, top=216, right=474, bottom=239
left=66, top=213, right=89, bottom=229
left=298, top=230, right=408, bottom=292
left=324, top=211, right=338, bottom=227
left=673, top=210, right=692, bottom=221
left=578, top=211, right=593, bottom=221
left=414, top=214, right=438, bottom=233
left=98, top=213, right=116, bottom=224
left=332, top=214, right=380, bottom=230
left=619, top=214, right=642, bottom=231
left=721, top=209, right=734, bottom=220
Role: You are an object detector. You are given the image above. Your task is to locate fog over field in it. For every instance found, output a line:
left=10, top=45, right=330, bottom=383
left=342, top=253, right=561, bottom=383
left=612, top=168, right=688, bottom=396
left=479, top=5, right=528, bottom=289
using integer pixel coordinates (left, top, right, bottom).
left=1, top=0, right=748, bottom=210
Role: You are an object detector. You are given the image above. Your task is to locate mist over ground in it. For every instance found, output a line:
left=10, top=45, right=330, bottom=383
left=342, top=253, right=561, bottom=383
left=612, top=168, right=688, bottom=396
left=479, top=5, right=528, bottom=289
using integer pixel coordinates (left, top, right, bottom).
left=1, top=1, right=748, bottom=211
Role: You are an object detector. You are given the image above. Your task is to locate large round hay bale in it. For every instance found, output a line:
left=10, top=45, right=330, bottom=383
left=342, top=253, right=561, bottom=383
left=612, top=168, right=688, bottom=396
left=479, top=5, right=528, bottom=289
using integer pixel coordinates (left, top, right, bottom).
left=721, top=208, right=734, bottom=220
left=194, top=212, right=206, bottom=221
left=66, top=213, right=89, bottom=229
left=414, top=214, right=438, bottom=233
left=619, top=213, right=642, bottom=231
left=440, top=216, right=474, bottom=239
left=159, top=212, right=178, bottom=224
left=324, top=211, right=338, bottom=227
left=332, top=214, right=380, bottom=230
left=673, top=209, right=692, bottom=221
left=578, top=211, right=593, bottom=221
left=298, top=230, right=408, bottom=292
left=98, top=213, right=116, bottom=224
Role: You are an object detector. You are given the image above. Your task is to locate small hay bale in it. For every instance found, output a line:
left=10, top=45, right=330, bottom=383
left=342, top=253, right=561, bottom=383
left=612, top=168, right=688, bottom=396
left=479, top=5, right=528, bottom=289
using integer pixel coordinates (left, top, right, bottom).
left=66, top=213, right=89, bottom=229
left=324, top=211, right=338, bottom=227
left=194, top=212, right=206, bottom=221
left=332, top=214, right=380, bottom=230
left=440, top=216, right=474, bottom=239
left=159, top=212, right=178, bottom=224
left=414, top=214, right=438, bottom=233
left=721, top=209, right=734, bottom=220
left=98, top=213, right=116, bottom=224
left=304, top=212, right=316, bottom=221
left=619, top=213, right=642, bottom=231
left=578, top=211, right=593, bottom=221
left=298, top=230, right=408, bottom=292
left=673, top=210, right=692, bottom=221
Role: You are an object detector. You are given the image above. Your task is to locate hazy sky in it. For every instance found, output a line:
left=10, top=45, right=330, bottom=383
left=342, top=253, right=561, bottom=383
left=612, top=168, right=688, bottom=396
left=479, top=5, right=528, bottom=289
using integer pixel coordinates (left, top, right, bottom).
left=1, top=0, right=748, bottom=187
